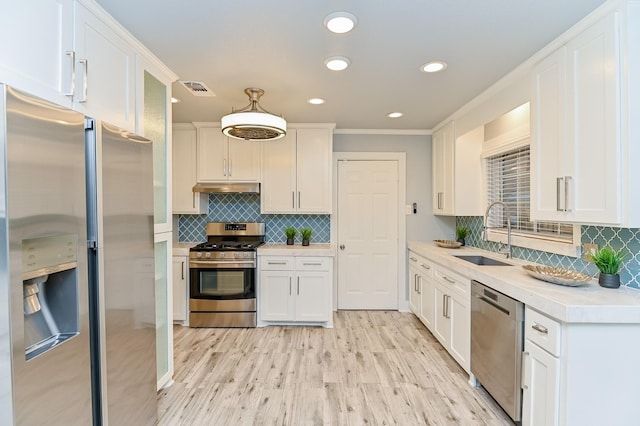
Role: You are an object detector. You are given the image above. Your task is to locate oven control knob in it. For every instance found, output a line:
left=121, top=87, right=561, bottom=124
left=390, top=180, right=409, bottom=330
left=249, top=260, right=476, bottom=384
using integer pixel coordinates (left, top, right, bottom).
left=196, top=252, right=202, bottom=258
left=205, top=252, right=211, bottom=258
left=219, top=252, right=225, bottom=258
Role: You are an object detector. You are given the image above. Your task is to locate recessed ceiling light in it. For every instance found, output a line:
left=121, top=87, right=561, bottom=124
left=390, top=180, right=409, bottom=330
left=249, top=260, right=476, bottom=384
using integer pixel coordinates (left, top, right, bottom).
left=420, top=61, right=448, bottom=73
left=325, top=56, right=351, bottom=71
left=387, top=112, right=403, bottom=118
left=324, top=12, right=358, bottom=34
left=171, top=97, right=180, bottom=103
left=308, top=98, right=326, bottom=105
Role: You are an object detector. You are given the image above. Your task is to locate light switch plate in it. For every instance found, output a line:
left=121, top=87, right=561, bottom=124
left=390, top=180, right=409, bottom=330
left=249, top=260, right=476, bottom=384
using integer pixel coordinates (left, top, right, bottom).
left=405, top=204, right=412, bottom=215
left=583, top=243, right=598, bottom=262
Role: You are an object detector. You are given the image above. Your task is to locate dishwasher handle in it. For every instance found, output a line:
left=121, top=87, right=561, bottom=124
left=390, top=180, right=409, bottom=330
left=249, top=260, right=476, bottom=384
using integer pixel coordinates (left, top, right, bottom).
left=474, top=294, right=510, bottom=316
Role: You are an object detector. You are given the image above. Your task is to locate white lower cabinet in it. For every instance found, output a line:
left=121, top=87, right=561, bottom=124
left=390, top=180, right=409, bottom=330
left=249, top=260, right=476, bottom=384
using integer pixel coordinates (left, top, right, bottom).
left=259, top=255, right=333, bottom=326
left=408, top=250, right=435, bottom=329
left=171, top=255, right=188, bottom=323
left=522, top=339, right=559, bottom=426
left=408, top=249, right=470, bottom=373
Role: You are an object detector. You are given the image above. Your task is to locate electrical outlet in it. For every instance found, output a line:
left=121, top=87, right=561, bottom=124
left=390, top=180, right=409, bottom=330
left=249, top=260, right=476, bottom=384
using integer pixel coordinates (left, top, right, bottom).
left=583, top=243, right=598, bottom=262
left=405, top=204, right=412, bottom=215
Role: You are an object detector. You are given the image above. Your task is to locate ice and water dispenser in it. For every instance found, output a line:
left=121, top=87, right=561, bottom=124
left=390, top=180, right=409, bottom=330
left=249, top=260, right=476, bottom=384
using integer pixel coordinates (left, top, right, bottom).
left=21, top=234, right=79, bottom=361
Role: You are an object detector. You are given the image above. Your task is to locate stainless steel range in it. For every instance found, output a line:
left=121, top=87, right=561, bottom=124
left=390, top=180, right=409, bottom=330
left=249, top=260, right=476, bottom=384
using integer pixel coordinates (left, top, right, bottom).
left=189, top=222, right=265, bottom=327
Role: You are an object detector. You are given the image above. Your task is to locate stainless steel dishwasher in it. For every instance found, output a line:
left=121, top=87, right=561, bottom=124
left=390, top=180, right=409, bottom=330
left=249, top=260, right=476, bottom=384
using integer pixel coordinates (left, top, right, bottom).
left=471, top=280, right=524, bottom=423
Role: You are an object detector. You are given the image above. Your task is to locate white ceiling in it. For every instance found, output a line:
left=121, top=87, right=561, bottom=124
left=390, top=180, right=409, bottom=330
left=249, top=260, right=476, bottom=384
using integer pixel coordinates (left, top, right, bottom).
left=96, top=0, right=606, bottom=130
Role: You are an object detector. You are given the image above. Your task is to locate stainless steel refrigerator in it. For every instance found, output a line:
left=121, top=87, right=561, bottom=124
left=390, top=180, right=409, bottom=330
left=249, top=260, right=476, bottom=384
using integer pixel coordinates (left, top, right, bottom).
left=0, top=85, right=157, bottom=425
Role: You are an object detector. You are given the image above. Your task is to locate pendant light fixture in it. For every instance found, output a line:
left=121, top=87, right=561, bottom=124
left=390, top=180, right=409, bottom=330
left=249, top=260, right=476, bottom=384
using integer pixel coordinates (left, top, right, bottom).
left=221, top=88, right=287, bottom=141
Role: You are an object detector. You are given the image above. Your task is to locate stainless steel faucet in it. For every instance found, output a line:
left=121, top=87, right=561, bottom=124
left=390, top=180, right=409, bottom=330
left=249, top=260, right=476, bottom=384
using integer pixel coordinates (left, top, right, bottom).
left=483, top=201, right=512, bottom=259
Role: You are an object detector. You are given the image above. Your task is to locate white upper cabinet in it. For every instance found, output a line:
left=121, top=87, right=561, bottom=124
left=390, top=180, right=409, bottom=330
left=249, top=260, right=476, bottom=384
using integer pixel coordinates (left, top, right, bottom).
left=432, top=121, right=483, bottom=216
left=0, top=0, right=74, bottom=109
left=73, top=1, right=136, bottom=132
left=195, top=124, right=261, bottom=182
left=172, top=124, right=208, bottom=214
left=531, top=12, right=621, bottom=224
left=261, top=125, right=333, bottom=214
left=0, top=0, right=178, bottom=135
left=432, top=121, right=455, bottom=215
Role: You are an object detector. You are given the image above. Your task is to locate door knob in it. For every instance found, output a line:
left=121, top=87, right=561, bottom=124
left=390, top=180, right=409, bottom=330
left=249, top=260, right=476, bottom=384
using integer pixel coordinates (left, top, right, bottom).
left=339, top=245, right=345, bottom=250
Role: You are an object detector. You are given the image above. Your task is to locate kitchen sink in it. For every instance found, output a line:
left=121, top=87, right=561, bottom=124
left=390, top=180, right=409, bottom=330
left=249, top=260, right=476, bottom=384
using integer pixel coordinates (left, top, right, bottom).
left=454, top=255, right=512, bottom=266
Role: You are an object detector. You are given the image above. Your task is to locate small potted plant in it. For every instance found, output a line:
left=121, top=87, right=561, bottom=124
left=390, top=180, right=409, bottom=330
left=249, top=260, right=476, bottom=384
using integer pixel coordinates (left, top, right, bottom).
left=589, top=246, right=626, bottom=288
left=300, top=228, right=313, bottom=246
left=284, top=226, right=297, bottom=245
left=455, top=226, right=469, bottom=246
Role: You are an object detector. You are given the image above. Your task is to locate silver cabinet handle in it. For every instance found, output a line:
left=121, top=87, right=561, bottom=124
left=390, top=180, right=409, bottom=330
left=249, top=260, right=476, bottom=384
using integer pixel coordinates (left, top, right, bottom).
left=297, top=277, right=300, bottom=295
left=556, top=177, right=564, bottom=211
left=521, top=351, right=529, bottom=389
left=302, top=262, right=322, bottom=266
left=65, top=51, right=75, bottom=97
left=420, top=263, right=430, bottom=270
left=443, top=276, right=455, bottom=284
left=298, top=191, right=301, bottom=209
left=409, top=256, right=417, bottom=262
left=442, top=294, right=447, bottom=318
left=229, top=159, right=232, bottom=176
left=565, top=176, right=572, bottom=212
left=292, top=192, right=295, bottom=209
left=223, top=159, right=227, bottom=176
left=78, top=58, right=88, bottom=103
left=267, top=261, right=287, bottom=265
left=437, top=192, right=443, bottom=210
left=414, top=276, right=418, bottom=292
left=289, top=277, right=292, bottom=295
left=339, top=245, right=346, bottom=250
left=181, top=261, right=185, bottom=280
left=417, top=277, right=421, bottom=294
left=531, top=323, right=548, bottom=334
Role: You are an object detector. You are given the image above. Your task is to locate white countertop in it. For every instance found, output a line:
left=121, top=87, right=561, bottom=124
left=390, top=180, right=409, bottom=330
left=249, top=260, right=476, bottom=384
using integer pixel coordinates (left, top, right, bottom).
left=258, top=243, right=335, bottom=257
left=173, top=242, right=201, bottom=256
left=408, top=241, right=640, bottom=324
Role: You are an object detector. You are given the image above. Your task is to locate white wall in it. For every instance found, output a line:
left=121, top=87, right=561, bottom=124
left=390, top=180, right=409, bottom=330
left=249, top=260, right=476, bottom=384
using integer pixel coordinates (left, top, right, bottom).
left=333, top=134, right=456, bottom=242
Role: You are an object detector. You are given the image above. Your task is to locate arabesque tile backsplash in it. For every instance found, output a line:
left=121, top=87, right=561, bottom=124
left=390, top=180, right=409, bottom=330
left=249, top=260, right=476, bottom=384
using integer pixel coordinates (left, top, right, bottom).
left=456, top=216, right=640, bottom=289
left=178, top=193, right=330, bottom=244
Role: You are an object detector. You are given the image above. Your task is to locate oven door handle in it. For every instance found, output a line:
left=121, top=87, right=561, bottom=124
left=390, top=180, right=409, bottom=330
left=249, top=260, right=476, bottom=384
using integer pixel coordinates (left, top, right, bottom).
left=189, top=260, right=256, bottom=269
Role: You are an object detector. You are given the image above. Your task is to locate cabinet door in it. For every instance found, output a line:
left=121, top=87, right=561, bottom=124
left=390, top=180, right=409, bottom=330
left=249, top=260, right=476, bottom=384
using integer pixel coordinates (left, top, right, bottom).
left=432, top=284, right=450, bottom=346
left=408, top=263, right=421, bottom=316
left=531, top=48, right=566, bottom=221
left=259, top=270, right=295, bottom=321
left=448, top=293, right=470, bottom=372
left=261, top=130, right=297, bottom=213
left=227, top=138, right=261, bottom=181
left=565, top=13, right=620, bottom=224
left=172, top=256, right=187, bottom=322
left=296, top=128, right=332, bottom=213
left=74, top=2, right=136, bottom=132
left=522, top=340, right=560, bottom=426
left=419, top=269, right=435, bottom=331
left=173, top=127, right=208, bottom=214
left=295, top=271, right=330, bottom=322
left=0, top=0, right=74, bottom=108
left=197, top=126, right=227, bottom=181
left=432, top=122, right=455, bottom=215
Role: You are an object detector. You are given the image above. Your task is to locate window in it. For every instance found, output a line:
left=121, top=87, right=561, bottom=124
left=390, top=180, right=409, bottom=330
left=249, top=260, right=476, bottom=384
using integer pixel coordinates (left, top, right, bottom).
left=485, top=145, right=580, bottom=256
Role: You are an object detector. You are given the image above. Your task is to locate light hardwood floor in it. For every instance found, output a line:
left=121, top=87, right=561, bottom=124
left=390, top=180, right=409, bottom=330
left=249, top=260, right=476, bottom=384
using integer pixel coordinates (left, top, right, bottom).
left=158, top=311, right=513, bottom=425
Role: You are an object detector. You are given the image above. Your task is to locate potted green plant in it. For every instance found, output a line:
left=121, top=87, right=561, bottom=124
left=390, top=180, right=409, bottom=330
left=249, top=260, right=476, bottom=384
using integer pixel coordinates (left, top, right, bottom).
left=284, top=226, right=297, bottom=245
left=300, top=228, right=313, bottom=246
left=589, top=246, right=626, bottom=288
left=455, top=226, right=469, bottom=246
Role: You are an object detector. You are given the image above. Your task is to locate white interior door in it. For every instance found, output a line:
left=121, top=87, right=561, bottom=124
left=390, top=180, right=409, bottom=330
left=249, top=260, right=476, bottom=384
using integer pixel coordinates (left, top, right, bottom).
left=337, top=160, right=398, bottom=309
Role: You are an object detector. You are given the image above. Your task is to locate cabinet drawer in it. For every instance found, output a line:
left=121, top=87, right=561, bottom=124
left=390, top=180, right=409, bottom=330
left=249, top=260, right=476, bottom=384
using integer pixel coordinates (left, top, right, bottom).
left=433, top=266, right=469, bottom=298
left=525, top=307, right=561, bottom=356
left=295, top=257, right=330, bottom=271
left=260, top=256, right=294, bottom=271
left=408, top=251, right=433, bottom=278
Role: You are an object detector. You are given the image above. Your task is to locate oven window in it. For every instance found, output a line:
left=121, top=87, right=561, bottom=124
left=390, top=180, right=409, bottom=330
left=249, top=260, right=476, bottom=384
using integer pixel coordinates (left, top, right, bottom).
left=200, top=270, right=246, bottom=296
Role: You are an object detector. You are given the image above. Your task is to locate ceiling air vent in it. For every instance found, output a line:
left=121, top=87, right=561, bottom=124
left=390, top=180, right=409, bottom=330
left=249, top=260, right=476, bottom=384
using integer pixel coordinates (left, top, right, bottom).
left=178, top=80, right=216, bottom=97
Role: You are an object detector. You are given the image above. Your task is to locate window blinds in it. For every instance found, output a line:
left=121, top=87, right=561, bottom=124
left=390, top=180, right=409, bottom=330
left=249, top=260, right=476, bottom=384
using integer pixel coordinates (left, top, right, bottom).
left=486, top=146, right=573, bottom=242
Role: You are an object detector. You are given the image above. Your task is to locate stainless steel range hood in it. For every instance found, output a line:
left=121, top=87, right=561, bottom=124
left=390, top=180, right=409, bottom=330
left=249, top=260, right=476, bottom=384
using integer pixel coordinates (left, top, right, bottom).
left=192, top=182, right=260, bottom=194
